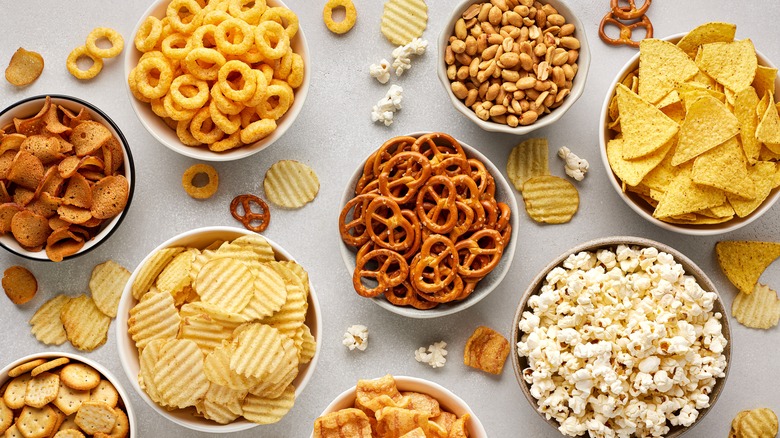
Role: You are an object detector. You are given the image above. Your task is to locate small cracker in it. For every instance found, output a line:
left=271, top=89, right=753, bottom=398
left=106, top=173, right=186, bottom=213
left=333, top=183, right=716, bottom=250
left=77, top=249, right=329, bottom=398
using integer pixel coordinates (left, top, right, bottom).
left=53, top=430, right=85, bottom=438
left=3, top=374, right=31, bottom=409
left=73, top=401, right=116, bottom=435
left=24, top=372, right=60, bottom=408
left=380, top=0, right=428, bottom=45
left=8, top=359, right=46, bottom=378
left=30, top=357, right=70, bottom=377
left=90, top=380, right=119, bottom=408
left=60, top=363, right=101, bottom=391
left=16, top=404, right=58, bottom=438
left=0, top=398, right=13, bottom=434
left=53, top=380, right=90, bottom=416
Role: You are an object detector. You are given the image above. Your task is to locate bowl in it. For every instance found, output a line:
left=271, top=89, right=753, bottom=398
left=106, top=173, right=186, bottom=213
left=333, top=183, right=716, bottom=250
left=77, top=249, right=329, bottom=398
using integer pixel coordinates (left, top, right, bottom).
left=338, top=132, right=520, bottom=318
left=599, top=33, right=780, bottom=235
left=0, top=94, right=135, bottom=262
left=437, top=0, right=590, bottom=135
left=124, top=0, right=310, bottom=162
left=511, top=236, right=731, bottom=438
left=310, top=375, right=488, bottom=438
left=115, top=226, right=321, bottom=433
left=0, top=351, right=137, bottom=437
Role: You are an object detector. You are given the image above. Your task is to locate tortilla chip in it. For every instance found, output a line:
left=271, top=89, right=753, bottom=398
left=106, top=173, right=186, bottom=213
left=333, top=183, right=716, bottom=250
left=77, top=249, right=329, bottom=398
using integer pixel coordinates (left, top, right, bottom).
left=616, top=83, right=680, bottom=159
left=753, top=64, right=777, bottom=100
left=672, top=95, right=739, bottom=165
left=639, top=39, right=700, bottom=105
left=653, top=167, right=726, bottom=218
left=692, top=137, right=756, bottom=198
left=607, top=137, right=675, bottom=187
left=716, top=240, right=780, bottom=294
left=756, top=93, right=780, bottom=153
left=734, top=86, right=762, bottom=164
left=696, top=39, right=757, bottom=92
left=676, top=22, right=737, bottom=58
left=727, top=161, right=776, bottom=217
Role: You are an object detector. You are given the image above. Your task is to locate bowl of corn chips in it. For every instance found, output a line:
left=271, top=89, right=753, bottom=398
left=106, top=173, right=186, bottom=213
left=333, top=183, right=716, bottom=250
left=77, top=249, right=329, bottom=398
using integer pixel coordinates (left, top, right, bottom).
left=115, top=226, right=321, bottom=433
left=311, top=375, right=487, bottom=437
left=0, top=351, right=136, bottom=437
left=599, top=23, right=780, bottom=235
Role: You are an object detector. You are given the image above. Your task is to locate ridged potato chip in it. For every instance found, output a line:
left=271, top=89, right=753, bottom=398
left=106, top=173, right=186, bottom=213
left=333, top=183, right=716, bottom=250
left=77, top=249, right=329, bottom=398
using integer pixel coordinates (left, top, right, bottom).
left=716, top=240, right=780, bottom=294
left=131, top=247, right=184, bottom=300
left=263, top=160, right=320, bottom=209
left=127, top=287, right=180, bottom=352
left=29, top=294, right=70, bottom=345
left=231, top=234, right=277, bottom=262
left=204, top=341, right=259, bottom=391
left=240, top=263, right=287, bottom=320
left=197, top=398, right=241, bottom=425
left=60, top=295, right=111, bottom=352
left=154, top=339, right=210, bottom=409
left=506, top=138, right=549, bottom=192
left=138, top=338, right=167, bottom=406
left=230, top=323, right=286, bottom=379
left=732, top=408, right=779, bottom=438
left=178, top=313, right=235, bottom=355
left=195, top=258, right=255, bottom=314
left=521, top=175, right=579, bottom=224
left=299, top=324, right=316, bottom=364
left=380, top=0, right=427, bottom=46
left=155, top=248, right=198, bottom=298
left=240, top=385, right=295, bottom=425
left=732, top=283, right=780, bottom=329
left=204, top=383, right=246, bottom=415
left=89, top=260, right=130, bottom=318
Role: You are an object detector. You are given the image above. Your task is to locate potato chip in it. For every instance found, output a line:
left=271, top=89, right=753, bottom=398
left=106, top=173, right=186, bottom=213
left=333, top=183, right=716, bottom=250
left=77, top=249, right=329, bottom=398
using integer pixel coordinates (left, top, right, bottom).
left=727, top=161, right=776, bottom=217
left=380, top=0, right=428, bottom=46
left=241, top=385, right=295, bottom=425
left=240, top=263, right=288, bottom=320
left=28, top=295, right=70, bottom=345
left=127, top=287, right=181, bottom=352
left=60, top=295, right=111, bottom=352
left=204, top=341, right=259, bottom=391
left=229, top=323, right=286, bottom=380
left=653, top=167, right=726, bottom=218
left=756, top=94, right=780, bottom=152
left=155, top=248, right=198, bottom=298
left=732, top=408, right=779, bottom=438
left=376, top=406, right=430, bottom=437
left=230, top=234, right=277, bottom=262
left=697, top=39, right=757, bottom=92
left=131, top=247, right=184, bottom=300
left=607, top=137, right=674, bottom=187
left=299, top=324, right=316, bottom=364
left=259, top=262, right=306, bottom=332
left=313, top=409, right=373, bottom=438
left=88, top=260, right=130, bottom=318
left=138, top=338, right=168, bottom=406
left=248, top=336, right=299, bottom=399
left=154, top=339, right=210, bottom=409
left=2, top=265, right=38, bottom=305
left=178, top=313, right=234, bottom=355
left=197, top=398, right=241, bottom=425
left=716, top=240, right=780, bottom=294
left=506, top=138, right=549, bottom=192
left=692, top=137, right=756, bottom=197
left=5, top=48, right=44, bottom=87
left=639, top=39, right=700, bottom=105
left=195, top=257, right=256, bottom=314
left=676, top=22, right=736, bottom=58
left=734, top=87, right=762, bottom=164
left=521, top=175, right=579, bottom=224
left=615, top=84, right=680, bottom=159
left=263, top=160, right=320, bottom=209
left=464, top=325, right=510, bottom=375
left=732, top=283, right=780, bottom=330
left=672, top=95, right=739, bottom=166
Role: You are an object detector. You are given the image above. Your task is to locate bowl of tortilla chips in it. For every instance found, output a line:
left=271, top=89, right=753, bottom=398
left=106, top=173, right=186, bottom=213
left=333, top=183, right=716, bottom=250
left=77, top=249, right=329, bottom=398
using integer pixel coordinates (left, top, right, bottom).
left=599, top=22, right=780, bottom=235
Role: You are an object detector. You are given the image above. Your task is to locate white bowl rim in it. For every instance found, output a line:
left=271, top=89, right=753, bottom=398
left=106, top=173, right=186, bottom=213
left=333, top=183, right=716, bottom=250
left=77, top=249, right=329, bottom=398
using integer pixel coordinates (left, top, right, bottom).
left=0, top=351, right=137, bottom=438
left=310, top=375, right=488, bottom=438
left=0, top=94, right=136, bottom=262
left=437, top=0, right=590, bottom=135
left=123, top=0, right=311, bottom=162
left=337, top=131, right=520, bottom=319
left=598, top=32, right=780, bottom=236
left=115, top=225, right=321, bottom=433
left=510, top=235, right=732, bottom=437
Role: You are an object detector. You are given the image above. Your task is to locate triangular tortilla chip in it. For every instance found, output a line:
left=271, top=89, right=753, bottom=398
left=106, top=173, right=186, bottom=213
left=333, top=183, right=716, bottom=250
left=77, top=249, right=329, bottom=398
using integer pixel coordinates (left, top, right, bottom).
left=639, top=39, right=700, bottom=105
left=677, top=22, right=737, bottom=58
left=652, top=167, right=726, bottom=218
left=753, top=64, right=777, bottom=100
left=715, top=240, right=780, bottom=294
left=734, top=86, right=761, bottom=164
left=616, top=83, right=680, bottom=159
left=692, top=137, right=756, bottom=198
left=642, top=146, right=683, bottom=193
left=672, top=95, right=739, bottom=165
left=702, top=202, right=736, bottom=218
left=607, top=137, right=675, bottom=187
left=727, top=161, right=776, bottom=217
left=656, top=90, right=681, bottom=110
left=756, top=93, right=780, bottom=153
left=696, top=39, right=757, bottom=92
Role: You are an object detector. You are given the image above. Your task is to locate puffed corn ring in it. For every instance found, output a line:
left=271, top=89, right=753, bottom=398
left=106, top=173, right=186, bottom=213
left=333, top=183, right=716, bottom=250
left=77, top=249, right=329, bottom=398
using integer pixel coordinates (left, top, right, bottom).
left=262, top=6, right=299, bottom=39
left=135, top=56, right=173, bottom=99
left=127, top=67, right=150, bottom=103
left=257, top=83, right=292, bottom=120
left=244, top=69, right=269, bottom=107
left=255, top=21, right=289, bottom=60
left=184, top=47, right=225, bottom=81
left=86, top=27, right=125, bottom=59
left=161, top=33, right=192, bottom=60
left=151, top=98, right=170, bottom=118
left=177, top=119, right=202, bottom=146
left=182, top=163, right=219, bottom=199
left=190, top=23, right=218, bottom=49
left=189, top=106, right=225, bottom=144
left=66, top=45, right=104, bottom=80
left=209, top=101, right=242, bottom=135
left=170, top=73, right=210, bottom=109
left=204, top=0, right=229, bottom=13
left=240, top=105, right=261, bottom=128
left=211, top=84, right=245, bottom=115
left=208, top=130, right=242, bottom=151
left=273, top=49, right=293, bottom=80
left=236, top=46, right=264, bottom=64
left=218, top=60, right=256, bottom=102
left=216, top=17, right=254, bottom=55
left=259, top=63, right=274, bottom=83
left=240, top=118, right=276, bottom=144
left=323, top=0, right=357, bottom=34
left=287, top=52, right=304, bottom=88
left=167, top=0, right=204, bottom=34
left=228, top=0, right=267, bottom=25
left=163, top=92, right=199, bottom=121
left=135, top=16, right=163, bottom=52
left=203, top=10, right=231, bottom=26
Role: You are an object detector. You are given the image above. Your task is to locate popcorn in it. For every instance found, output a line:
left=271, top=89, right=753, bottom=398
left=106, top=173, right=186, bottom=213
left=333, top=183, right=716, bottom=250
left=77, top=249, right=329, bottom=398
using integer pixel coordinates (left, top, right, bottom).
left=369, top=59, right=391, bottom=84
left=391, top=38, right=428, bottom=76
left=342, top=324, right=369, bottom=351
left=557, top=146, right=589, bottom=181
left=371, top=84, right=404, bottom=126
left=517, top=246, right=728, bottom=438
left=414, top=341, right=448, bottom=368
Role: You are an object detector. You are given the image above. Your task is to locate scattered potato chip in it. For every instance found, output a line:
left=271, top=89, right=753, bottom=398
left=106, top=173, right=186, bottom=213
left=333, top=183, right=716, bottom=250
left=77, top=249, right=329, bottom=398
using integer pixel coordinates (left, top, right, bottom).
left=716, top=240, right=780, bottom=294
left=732, top=283, right=780, bottom=329
left=616, top=84, right=680, bottom=160
left=676, top=22, right=736, bottom=58
left=638, top=39, right=700, bottom=105
left=521, top=175, right=579, bottom=224
left=697, top=39, right=757, bottom=93
left=2, top=266, right=38, bottom=305
left=88, top=260, right=130, bottom=318
left=60, top=295, right=111, bottom=352
left=732, top=408, right=779, bottom=438
left=28, top=295, right=70, bottom=345
left=380, top=0, right=428, bottom=46
left=506, top=138, right=549, bottom=192
left=263, top=160, right=320, bottom=209
left=5, top=48, right=44, bottom=87
left=464, top=326, right=510, bottom=375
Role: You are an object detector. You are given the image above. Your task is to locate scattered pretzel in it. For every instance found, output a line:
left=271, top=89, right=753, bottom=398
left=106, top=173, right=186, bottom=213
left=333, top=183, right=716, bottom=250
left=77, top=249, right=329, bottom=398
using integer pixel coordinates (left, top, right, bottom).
left=610, top=0, right=651, bottom=20
left=599, top=10, right=653, bottom=48
left=230, top=194, right=270, bottom=233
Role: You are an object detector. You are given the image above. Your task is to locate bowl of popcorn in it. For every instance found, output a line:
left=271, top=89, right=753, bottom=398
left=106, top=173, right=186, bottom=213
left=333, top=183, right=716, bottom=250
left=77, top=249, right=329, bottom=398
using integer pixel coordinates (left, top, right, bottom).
left=0, top=94, right=135, bottom=262
left=511, top=236, right=731, bottom=438
left=438, top=0, right=589, bottom=134
left=115, top=226, right=321, bottom=433
left=0, top=351, right=135, bottom=437
left=337, top=132, right=519, bottom=318
left=310, top=374, right=487, bottom=437
left=124, top=0, right=310, bottom=161
left=599, top=22, right=780, bottom=235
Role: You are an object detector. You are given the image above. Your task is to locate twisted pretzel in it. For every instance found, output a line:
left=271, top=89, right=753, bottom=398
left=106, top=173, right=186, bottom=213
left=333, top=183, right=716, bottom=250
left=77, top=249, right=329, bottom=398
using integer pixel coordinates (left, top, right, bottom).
left=416, top=175, right=458, bottom=234
left=378, top=151, right=432, bottom=204
left=339, top=193, right=378, bottom=246
left=373, top=135, right=417, bottom=176
left=412, top=132, right=466, bottom=166
left=449, top=201, right=475, bottom=241
left=230, top=194, right=270, bottom=232
left=456, top=229, right=504, bottom=278
left=610, top=0, right=651, bottom=20
left=366, top=196, right=416, bottom=251
left=411, top=234, right=459, bottom=293
left=599, top=11, right=653, bottom=48
left=353, top=248, right=408, bottom=297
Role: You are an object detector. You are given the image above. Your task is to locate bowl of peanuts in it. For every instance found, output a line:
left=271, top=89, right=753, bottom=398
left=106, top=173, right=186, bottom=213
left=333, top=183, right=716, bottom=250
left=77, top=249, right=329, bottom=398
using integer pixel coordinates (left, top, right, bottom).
left=124, top=0, right=310, bottom=161
left=438, top=0, right=589, bottom=134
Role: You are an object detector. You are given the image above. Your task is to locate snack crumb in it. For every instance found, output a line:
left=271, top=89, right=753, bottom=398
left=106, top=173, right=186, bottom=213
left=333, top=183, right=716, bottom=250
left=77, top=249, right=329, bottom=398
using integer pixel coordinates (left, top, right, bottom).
left=415, top=341, right=447, bottom=368
left=342, top=324, right=368, bottom=351
left=557, top=146, right=589, bottom=181
left=371, top=84, right=403, bottom=126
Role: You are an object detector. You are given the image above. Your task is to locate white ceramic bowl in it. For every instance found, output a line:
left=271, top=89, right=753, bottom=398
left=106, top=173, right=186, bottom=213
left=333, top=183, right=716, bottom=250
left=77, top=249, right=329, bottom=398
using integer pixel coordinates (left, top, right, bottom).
left=115, top=226, right=321, bottom=433
left=599, top=33, right=780, bottom=235
left=511, top=236, right=731, bottom=438
left=0, top=351, right=137, bottom=437
left=124, top=0, right=310, bottom=161
left=437, top=0, right=589, bottom=134
left=338, top=132, right=520, bottom=318
left=310, top=376, right=488, bottom=438
left=0, top=94, right=135, bottom=262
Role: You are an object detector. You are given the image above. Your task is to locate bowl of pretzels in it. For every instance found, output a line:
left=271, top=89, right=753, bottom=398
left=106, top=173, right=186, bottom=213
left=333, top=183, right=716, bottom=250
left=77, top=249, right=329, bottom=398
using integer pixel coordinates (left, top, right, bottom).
left=337, top=132, right=519, bottom=318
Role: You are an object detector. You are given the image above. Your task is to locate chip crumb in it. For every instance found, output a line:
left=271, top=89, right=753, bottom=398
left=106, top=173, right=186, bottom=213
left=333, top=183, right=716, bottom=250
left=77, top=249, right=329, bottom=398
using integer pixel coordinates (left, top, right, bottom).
left=342, top=325, right=368, bottom=351
left=414, top=341, right=447, bottom=368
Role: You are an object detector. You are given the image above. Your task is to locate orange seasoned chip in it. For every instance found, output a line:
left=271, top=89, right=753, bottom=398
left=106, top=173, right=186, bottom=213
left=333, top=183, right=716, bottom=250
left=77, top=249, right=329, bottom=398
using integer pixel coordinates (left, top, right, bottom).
left=2, top=265, right=37, bottom=305
left=375, top=406, right=430, bottom=437
left=464, top=326, right=510, bottom=375
left=5, top=48, right=44, bottom=87
left=356, top=375, right=409, bottom=414
left=313, top=409, right=373, bottom=438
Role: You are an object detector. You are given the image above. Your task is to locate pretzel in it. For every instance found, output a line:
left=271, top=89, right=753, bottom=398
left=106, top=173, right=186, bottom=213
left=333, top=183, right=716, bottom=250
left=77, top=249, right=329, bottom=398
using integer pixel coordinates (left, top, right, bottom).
left=230, top=194, right=270, bottom=233
left=384, top=281, right=439, bottom=310
left=353, top=248, right=408, bottom=297
left=379, top=151, right=432, bottom=204
left=411, top=234, right=459, bottom=294
left=416, top=175, right=458, bottom=233
left=456, top=229, right=504, bottom=279
left=339, top=193, right=378, bottom=247
left=599, top=11, right=653, bottom=48
left=610, top=0, right=651, bottom=20
left=365, top=196, right=416, bottom=251
left=418, top=271, right=464, bottom=303
left=449, top=201, right=475, bottom=241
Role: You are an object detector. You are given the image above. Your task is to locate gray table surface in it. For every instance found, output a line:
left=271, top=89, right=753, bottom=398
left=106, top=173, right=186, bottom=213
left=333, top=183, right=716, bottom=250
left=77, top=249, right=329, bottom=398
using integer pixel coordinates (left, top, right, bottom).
left=1, top=0, right=779, bottom=437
